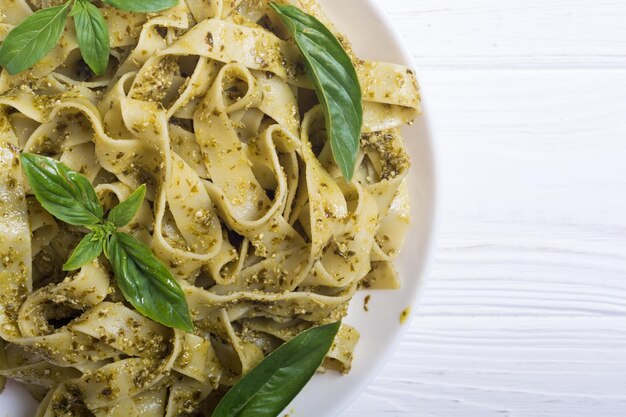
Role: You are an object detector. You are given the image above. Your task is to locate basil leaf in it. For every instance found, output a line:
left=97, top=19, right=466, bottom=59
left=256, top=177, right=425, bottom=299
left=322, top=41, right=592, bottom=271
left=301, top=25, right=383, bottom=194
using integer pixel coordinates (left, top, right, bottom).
left=107, top=232, right=194, bottom=332
left=63, top=232, right=104, bottom=271
left=20, top=153, right=103, bottom=226
left=0, top=3, right=71, bottom=75
left=108, top=184, right=146, bottom=227
left=212, top=322, right=341, bottom=417
left=270, top=3, right=362, bottom=181
left=102, top=0, right=178, bottom=13
left=71, top=0, right=110, bottom=76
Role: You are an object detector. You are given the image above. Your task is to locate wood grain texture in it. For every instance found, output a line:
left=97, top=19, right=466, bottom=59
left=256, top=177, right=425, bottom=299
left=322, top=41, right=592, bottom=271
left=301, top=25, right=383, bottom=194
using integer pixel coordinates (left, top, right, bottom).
left=345, top=0, right=626, bottom=415
left=384, top=0, right=626, bottom=69
left=345, top=318, right=626, bottom=417
left=419, top=69, right=626, bottom=317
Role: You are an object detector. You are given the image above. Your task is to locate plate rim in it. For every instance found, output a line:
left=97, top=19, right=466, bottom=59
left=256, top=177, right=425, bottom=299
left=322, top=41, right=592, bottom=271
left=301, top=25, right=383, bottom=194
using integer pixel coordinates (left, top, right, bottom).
left=0, top=0, right=440, bottom=415
left=291, top=0, right=440, bottom=415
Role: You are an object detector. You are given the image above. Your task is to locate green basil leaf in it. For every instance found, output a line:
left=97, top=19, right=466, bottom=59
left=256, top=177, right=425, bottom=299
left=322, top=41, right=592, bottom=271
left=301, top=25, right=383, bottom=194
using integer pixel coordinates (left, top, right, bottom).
left=102, top=0, right=178, bottom=13
left=20, top=153, right=103, bottom=226
left=0, top=3, right=71, bottom=75
left=212, top=322, right=341, bottom=417
left=270, top=3, right=362, bottom=181
left=107, top=232, right=194, bottom=332
left=71, top=0, right=110, bottom=76
left=107, top=184, right=146, bottom=227
left=63, top=232, right=104, bottom=271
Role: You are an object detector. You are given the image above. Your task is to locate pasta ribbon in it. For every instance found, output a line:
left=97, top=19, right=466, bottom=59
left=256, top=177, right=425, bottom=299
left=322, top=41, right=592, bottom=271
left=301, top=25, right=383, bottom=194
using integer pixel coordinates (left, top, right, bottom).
left=0, top=0, right=419, bottom=414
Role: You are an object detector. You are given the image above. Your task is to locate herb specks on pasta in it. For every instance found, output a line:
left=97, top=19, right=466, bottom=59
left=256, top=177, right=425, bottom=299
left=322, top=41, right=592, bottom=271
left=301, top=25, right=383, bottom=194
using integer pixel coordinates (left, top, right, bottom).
left=0, top=1, right=420, bottom=416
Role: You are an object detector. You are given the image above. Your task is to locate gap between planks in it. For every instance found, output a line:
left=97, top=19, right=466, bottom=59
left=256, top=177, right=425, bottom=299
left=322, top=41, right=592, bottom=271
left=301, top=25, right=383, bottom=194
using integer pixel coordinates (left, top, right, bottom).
left=344, top=316, right=626, bottom=417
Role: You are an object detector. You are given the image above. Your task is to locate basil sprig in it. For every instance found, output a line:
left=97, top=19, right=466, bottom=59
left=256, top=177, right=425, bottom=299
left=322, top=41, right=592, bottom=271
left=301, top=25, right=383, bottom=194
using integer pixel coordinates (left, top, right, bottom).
left=20, top=153, right=194, bottom=332
left=0, top=0, right=178, bottom=76
left=270, top=3, right=363, bottom=181
left=0, top=3, right=72, bottom=78
left=212, top=322, right=341, bottom=417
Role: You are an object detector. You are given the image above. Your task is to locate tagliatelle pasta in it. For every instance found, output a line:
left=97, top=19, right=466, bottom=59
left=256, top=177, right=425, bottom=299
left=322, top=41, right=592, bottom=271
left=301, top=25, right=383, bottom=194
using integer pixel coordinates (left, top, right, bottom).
left=0, top=0, right=419, bottom=415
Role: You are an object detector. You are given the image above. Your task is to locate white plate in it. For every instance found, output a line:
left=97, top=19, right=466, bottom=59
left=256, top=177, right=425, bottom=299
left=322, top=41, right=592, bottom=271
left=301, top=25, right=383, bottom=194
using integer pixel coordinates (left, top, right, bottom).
left=289, top=1, right=437, bottom=415
left=0, top=0, right=438, bottom=415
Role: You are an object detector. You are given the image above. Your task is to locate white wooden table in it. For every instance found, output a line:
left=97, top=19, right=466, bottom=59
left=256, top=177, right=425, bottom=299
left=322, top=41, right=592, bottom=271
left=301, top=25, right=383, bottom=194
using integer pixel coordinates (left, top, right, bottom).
left=345, top=1, right=626, bottom=416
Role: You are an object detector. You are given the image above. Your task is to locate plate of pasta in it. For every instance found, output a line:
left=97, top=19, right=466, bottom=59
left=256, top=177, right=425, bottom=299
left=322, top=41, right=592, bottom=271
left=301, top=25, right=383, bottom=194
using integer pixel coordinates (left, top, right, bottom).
left=0, top=0, right=436, bottom=416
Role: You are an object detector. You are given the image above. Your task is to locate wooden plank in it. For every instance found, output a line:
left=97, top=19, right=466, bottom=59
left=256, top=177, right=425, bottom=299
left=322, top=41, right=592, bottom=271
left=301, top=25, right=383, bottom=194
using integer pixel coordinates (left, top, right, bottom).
left=344, top=317, right=626, bottom=417
left=348, top=2, right=626, bottom=417
left=383, top=0, right=626, bottom=69
left=413, top=69, right=626, bottom=316
left=348, top=67, right=626, bottom=415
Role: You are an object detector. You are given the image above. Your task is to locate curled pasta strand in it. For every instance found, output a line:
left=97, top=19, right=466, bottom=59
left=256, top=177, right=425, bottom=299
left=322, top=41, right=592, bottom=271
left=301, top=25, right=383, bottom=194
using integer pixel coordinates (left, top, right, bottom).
left=0, top=0, right=419, bottom=412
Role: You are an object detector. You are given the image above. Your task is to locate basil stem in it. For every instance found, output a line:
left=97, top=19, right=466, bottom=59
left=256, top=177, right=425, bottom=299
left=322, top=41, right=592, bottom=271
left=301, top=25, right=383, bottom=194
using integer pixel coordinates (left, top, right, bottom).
left=270, top=3, right=363, bottom=181
left=20, top=154, right=193, bottom=332
left=212, top=322, right=341, bottom=417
